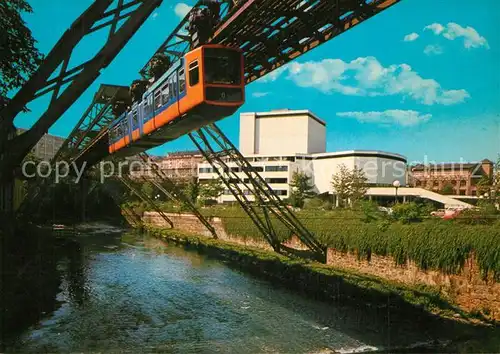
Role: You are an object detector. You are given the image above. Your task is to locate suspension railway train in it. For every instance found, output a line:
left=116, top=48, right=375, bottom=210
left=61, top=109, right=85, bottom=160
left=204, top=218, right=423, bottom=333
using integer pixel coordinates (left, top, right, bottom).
left=108, top=44, right=245, bottom=156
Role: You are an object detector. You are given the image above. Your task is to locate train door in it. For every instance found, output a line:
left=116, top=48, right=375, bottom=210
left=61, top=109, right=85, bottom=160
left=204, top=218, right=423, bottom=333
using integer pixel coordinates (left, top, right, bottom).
left=177, top=62, right=187, bottom=114
left=130, top=105, right=141, bottom=141
left=137, top=101, right=144, bottom=138
left=170, top=73, right=180, bottom=118
left=125, top=111, right=132, bottom=145
left=143, top=93, right=155, bottom=135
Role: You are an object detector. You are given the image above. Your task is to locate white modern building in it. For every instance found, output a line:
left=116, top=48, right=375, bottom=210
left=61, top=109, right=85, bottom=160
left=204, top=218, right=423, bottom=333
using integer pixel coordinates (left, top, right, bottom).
left=197, top=109, right=408, bottom=203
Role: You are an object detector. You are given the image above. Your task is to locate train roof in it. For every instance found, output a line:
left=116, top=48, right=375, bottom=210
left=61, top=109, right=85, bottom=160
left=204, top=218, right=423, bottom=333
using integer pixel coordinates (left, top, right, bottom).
left=142, top=58, right=183, bottom=99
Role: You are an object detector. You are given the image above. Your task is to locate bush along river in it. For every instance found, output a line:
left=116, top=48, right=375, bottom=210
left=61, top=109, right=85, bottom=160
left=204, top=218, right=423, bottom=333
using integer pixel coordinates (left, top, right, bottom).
left=2, top=225, right=499, bottom=353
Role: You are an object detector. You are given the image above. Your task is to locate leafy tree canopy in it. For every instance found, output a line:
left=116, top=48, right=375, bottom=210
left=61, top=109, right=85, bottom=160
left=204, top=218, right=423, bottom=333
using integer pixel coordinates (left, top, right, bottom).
left=199, top=178, right=224, bottom=203
left=0, top=0, right=43, bottom=105
left=331, top=164, right=368, bottom=207
left=289, top=171, right=316, bottom=208
left=440, top=183, right=455, bottom=195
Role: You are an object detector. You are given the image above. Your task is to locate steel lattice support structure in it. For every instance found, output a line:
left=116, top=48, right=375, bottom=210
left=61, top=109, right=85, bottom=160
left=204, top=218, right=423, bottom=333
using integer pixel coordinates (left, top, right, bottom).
left=52, top=85, right=130, bottom=162
left=101, top=178, right=143, bottom=227
left=189, top=123, right=327, bottom=261
left=116, top=172, right=174, bottom=228
left=139, top=0, right=401, bottom=83
left=138, top=152, right=218, bottom=238
left=0, top=0, right=162, bottom=180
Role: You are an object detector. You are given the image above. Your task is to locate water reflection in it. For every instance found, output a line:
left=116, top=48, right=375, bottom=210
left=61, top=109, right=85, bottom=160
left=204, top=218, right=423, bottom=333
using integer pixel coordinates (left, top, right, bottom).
left=65, top=240, right=89, bottom=306
left=3, top=231, right=495, bottom=352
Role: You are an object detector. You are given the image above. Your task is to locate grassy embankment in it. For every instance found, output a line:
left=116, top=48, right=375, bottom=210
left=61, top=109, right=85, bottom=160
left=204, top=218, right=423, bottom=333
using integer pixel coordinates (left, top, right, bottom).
left=133, top=202, right=500, bottom=283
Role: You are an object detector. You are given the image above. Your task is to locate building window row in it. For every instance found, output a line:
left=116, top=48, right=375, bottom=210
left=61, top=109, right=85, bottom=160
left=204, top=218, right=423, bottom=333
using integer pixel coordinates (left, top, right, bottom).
left=222, top=189, right=288, bottom=196
left=248, top=156, right=295, bottom=162
left=265, top=178, right=288, bottom=184
left=265, top=165, right=288, bottom=172
left=199, top=165, right=289, bottom=174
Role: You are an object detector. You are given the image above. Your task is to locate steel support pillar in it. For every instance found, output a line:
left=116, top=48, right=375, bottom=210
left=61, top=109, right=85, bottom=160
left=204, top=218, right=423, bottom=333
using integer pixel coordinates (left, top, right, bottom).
left=116, top=174, right=173, bottom=228
left=189, top=123, right=326, bottom=261
left=138, top=152, right=218, bottom=239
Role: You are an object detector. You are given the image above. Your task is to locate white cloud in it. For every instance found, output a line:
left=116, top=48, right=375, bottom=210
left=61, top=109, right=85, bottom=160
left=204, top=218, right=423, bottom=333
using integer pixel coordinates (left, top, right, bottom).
left=424, top=22, right=489, bottom=49
left=262, top=56, right=470, bottom=105
left=423, top=44, right=443, bottom=56
left=257, top=65, right=289, bottom=83
left=336, top=110, right=432, bottom=126
left=404, top=33, right=419, bottom=42
left=152, top=12, right=159, bottom=19
left=424, top=23, right=445, bottom=35
left=174, top=3, right=192, bottom=19
left=252, top=92, right=270, bottom=98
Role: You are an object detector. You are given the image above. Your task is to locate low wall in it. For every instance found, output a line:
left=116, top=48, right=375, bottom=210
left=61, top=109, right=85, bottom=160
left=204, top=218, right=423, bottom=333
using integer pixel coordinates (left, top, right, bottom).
left=142, top=211, right=500, bottom=321
left=326, top=250, right=500, bottom=320
left=142, top=212, right=273, bottom=250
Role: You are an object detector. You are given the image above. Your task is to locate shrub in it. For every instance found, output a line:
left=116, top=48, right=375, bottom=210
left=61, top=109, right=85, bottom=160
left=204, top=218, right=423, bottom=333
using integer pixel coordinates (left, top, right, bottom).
left=392, top=202, right=422, bottom=223
left=303, top=198, right=324, bottom=210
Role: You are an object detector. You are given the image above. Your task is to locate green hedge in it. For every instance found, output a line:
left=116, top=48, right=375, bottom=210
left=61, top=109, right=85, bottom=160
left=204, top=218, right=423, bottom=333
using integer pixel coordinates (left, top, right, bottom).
left=217, top=212, right=500, bottom=281
left=138, top=204, right=500, bottom=280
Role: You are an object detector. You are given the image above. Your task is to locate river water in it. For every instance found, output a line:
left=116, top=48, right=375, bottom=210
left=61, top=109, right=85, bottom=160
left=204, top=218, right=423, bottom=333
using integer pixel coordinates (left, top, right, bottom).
left=4, top=229, right=457, bottom=353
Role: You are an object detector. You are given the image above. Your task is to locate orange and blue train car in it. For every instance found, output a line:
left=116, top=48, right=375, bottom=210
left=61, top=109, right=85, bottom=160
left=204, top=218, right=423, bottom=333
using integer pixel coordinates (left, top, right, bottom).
left=108, top=44, right=245, bottom=157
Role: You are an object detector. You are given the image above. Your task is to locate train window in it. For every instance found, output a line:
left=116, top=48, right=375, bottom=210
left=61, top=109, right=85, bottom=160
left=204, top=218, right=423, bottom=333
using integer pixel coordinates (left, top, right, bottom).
left=144, top=94, right=153, bottom=120
left=179, top=69, right=186, bottom=93
left=170, top=76, right=176, bottom=98
left=161, top=82, right=170, bottom=104
left=132, top=110, right=139, bottom=127
left=204, top=48, right=241, bottom=85
left=109, top=126, right=116, bottom=141
left=189, top=60, right=199, bottom=86
left=154, top=90, right=162, bottom=108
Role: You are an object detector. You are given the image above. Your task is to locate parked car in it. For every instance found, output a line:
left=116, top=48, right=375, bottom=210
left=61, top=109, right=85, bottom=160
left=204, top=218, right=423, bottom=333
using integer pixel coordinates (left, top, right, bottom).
left=431, top=208, right=462, bottom=219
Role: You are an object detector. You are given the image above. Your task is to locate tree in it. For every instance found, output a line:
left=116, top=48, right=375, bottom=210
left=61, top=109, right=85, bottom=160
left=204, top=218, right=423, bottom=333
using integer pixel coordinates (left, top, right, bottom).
left=183, top=179, right=200, bottom=203
left=1, top=1, right=43, bottom=105
left=440, top=183, right=455, bottom=195
left=141, top=181, right=155, bottom=199
left=199, top=178, right=224, bottom=204
left=331, top=164, right=368, bottom=207
left=289, top=171, right=316, bottom=208
left=476, top=175, right=492, bottom=197
left=331, top=164, right=351, bottom=207
left=350, top=166, right=369, bottom=205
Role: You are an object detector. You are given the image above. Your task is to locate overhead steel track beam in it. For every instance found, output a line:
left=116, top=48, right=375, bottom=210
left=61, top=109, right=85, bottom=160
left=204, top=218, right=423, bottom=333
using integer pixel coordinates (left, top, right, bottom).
left=0, top=0, right=162, bottom=181
left=210, top=0, right=402, bottom=83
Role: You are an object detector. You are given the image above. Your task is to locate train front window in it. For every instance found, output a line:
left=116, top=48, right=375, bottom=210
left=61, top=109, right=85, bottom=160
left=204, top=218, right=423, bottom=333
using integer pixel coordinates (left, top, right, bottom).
left=204, top=48, right=241, bottom=85
left=189, top=60, right=199, bottom=86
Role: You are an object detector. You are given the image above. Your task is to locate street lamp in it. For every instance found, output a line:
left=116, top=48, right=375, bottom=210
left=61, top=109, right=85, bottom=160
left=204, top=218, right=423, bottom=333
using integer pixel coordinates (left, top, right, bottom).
left=392, top=180, right=401, bottom=204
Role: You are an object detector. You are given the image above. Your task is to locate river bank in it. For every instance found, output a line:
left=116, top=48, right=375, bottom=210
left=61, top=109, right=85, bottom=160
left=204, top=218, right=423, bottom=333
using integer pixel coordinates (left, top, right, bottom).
left=145, top=224, right=500, bottom=352
left=6, top=228, right=482, bottom=353
left=142, top=210, right=500, bottom=323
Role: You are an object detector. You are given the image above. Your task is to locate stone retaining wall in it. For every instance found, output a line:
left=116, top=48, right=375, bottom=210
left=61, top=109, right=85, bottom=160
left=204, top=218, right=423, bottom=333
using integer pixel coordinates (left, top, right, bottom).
left=142, top=211, right=500, bottom=320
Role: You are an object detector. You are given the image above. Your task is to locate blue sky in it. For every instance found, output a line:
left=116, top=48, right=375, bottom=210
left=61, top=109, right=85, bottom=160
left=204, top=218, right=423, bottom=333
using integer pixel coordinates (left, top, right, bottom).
left=16, top=0, right=500, bottom=163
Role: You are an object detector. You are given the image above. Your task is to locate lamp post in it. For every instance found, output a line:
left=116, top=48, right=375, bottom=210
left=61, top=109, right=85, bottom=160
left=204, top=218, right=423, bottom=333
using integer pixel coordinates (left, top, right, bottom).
left=392, top=180, right=401, bottom=204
